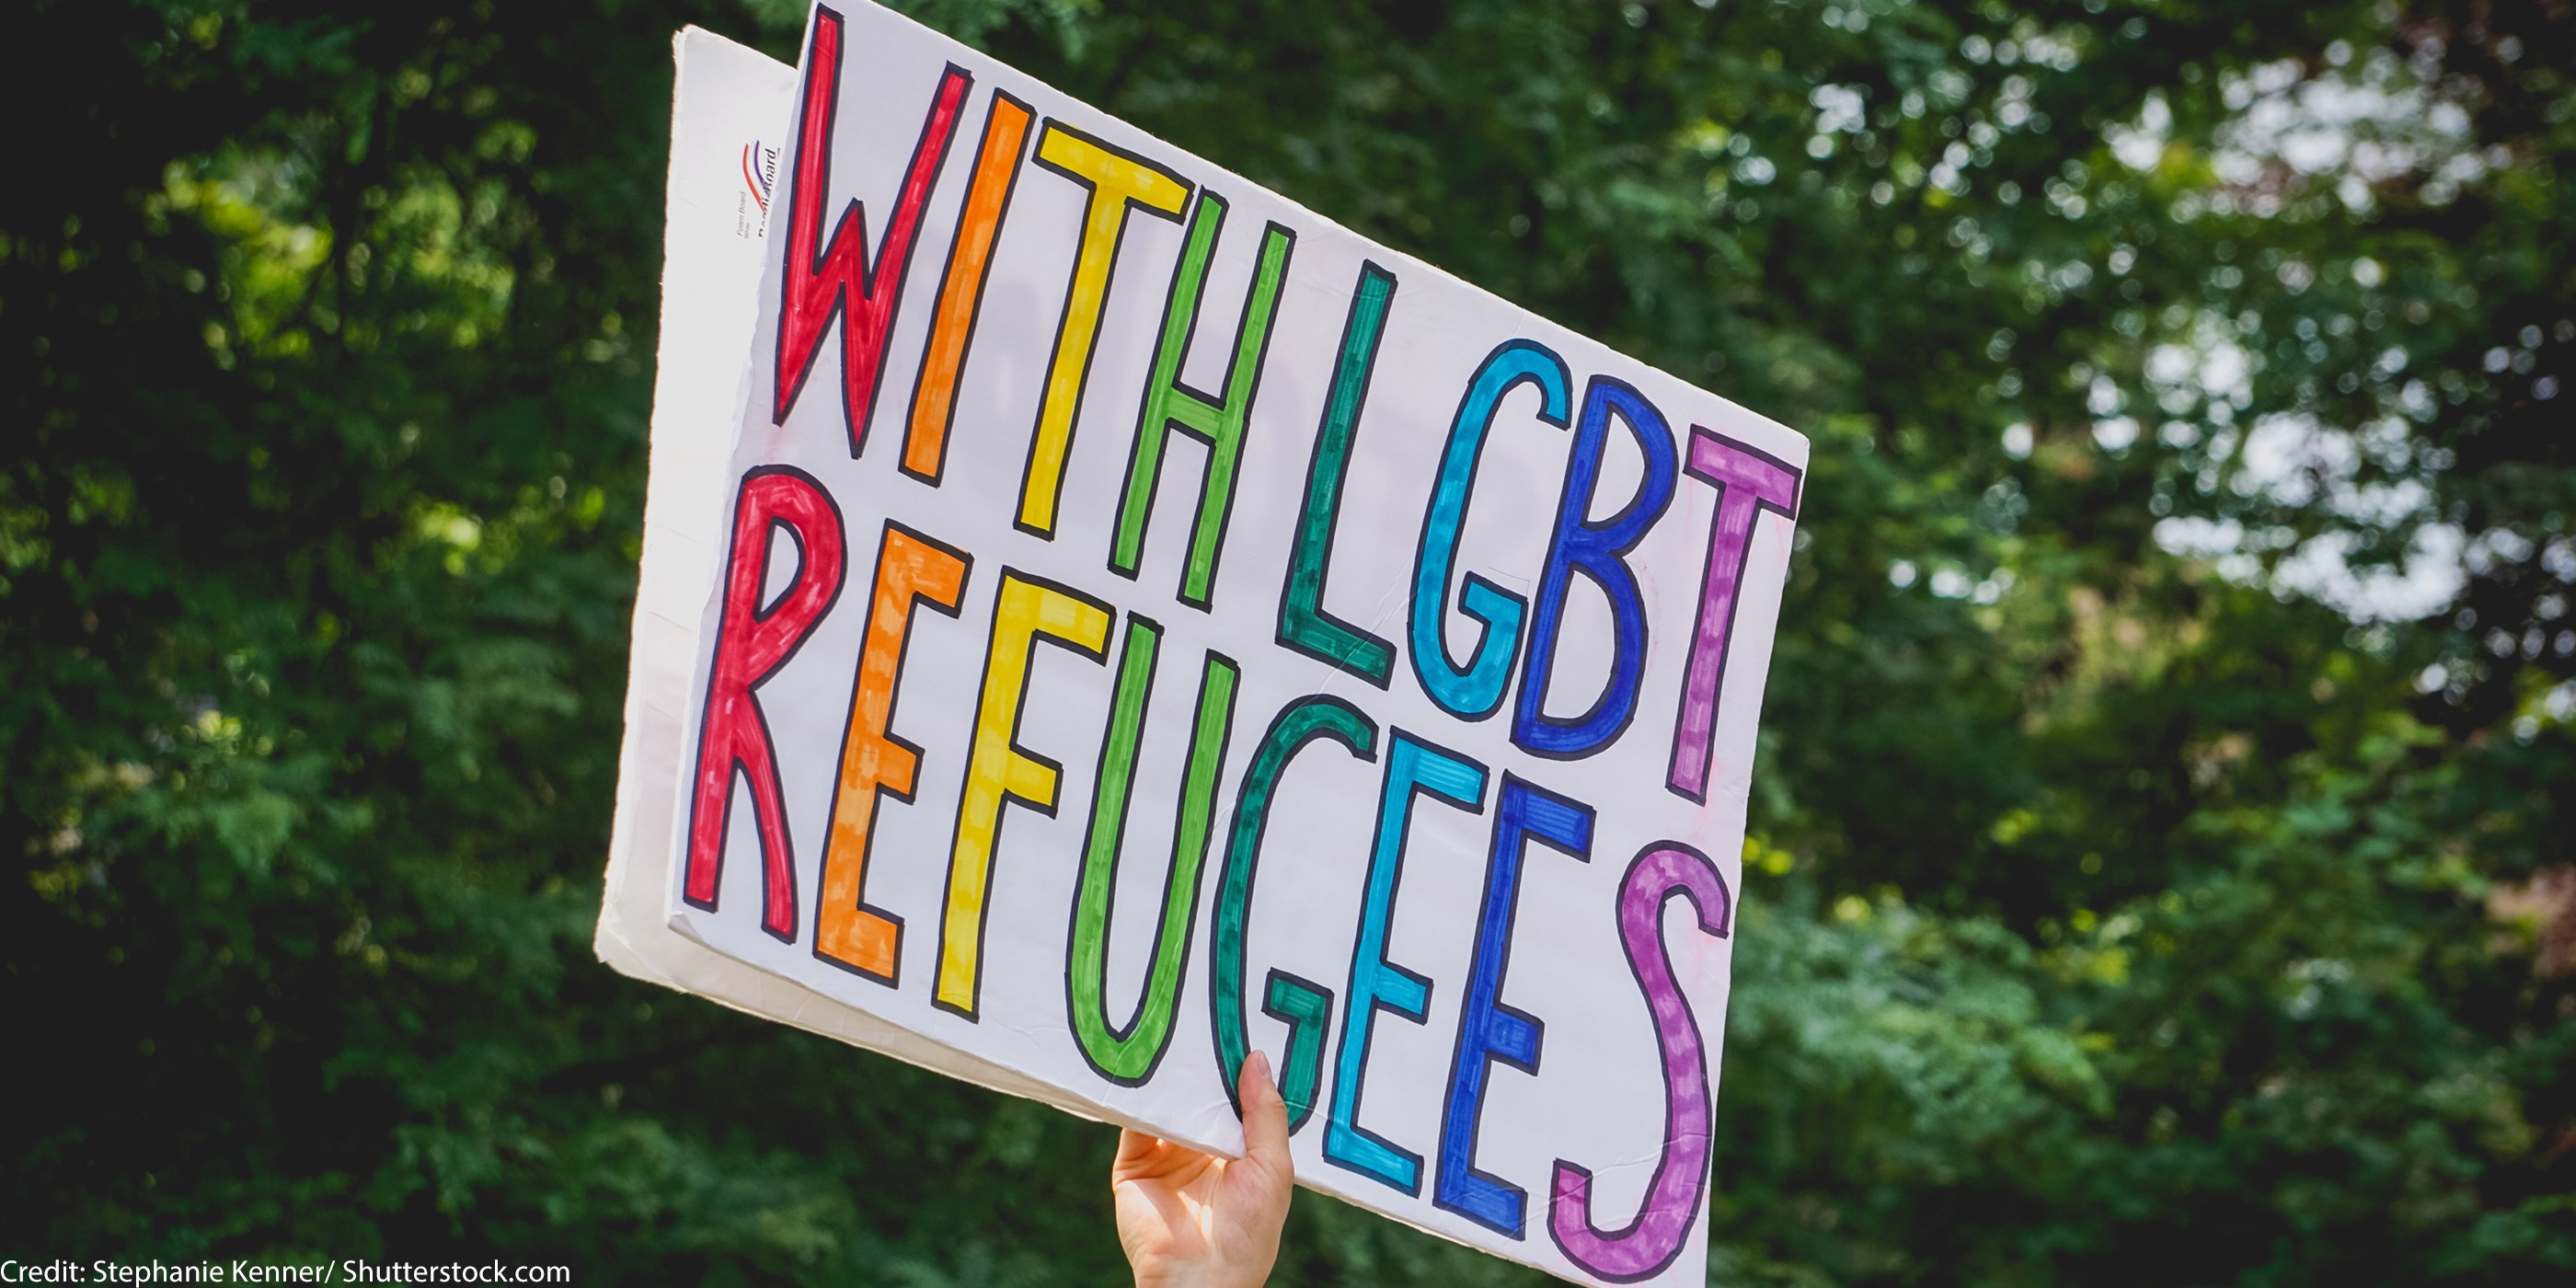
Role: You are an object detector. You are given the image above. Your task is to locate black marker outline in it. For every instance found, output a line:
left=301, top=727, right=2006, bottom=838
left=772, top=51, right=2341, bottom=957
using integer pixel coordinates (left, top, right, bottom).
left=1322, top=728, right=1489, bottom=1199
left=1432, top=773, right=1595, bottom=1239
left=1275, top=260, right=1400, bottom=687
left=1512, top=374, right=1678, bottom=762
left=1406, top=339, right=1573, bottom=722
left=932, top=566, right=1115, bottom=1021
left=901, top=88, right=1037, bottom=487
left=1663, top=427, right=1805, bottom=804
left=771, top=8, right=971, bottom=455
left=1209, top=694, right=1381, bottom=1127
left=682, top=465, right=849, bottom=947
left=1109, top=187, right=1299, bottom=613
left=1015, top=119, right=1193, bottom=541
left=811, top=519, right=973, bottom=985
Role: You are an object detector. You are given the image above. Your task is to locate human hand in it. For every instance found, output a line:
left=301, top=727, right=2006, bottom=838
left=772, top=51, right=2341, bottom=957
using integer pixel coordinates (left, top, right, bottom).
left=1111, top=1051, right=1294, bottom=1288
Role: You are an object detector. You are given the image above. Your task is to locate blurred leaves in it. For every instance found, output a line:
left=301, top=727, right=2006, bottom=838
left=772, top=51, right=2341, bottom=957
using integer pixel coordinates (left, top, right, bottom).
left=4, top=0, right=2571, bottom=1283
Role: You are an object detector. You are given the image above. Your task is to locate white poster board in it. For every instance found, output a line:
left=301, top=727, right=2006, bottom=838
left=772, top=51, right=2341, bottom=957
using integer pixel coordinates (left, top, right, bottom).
left=602, top=12, right=1807, bottom=1285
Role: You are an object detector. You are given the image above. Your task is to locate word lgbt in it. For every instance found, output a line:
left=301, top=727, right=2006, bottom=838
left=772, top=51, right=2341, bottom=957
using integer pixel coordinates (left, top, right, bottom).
left=614, top=8, right=1808, bottom=1286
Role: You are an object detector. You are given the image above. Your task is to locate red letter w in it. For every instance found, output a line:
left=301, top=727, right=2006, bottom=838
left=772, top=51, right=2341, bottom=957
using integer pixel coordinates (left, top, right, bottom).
left=774, top=6, right=972, bottom=454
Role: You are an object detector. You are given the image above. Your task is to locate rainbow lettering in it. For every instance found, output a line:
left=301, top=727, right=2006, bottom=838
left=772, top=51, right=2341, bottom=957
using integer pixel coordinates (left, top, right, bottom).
left=647, top=14, right=1807, bottom=1284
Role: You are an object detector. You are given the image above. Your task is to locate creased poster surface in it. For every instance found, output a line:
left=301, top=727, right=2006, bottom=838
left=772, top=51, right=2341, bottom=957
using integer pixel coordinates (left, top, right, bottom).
left=602, top=8, right=1807, bottom=1283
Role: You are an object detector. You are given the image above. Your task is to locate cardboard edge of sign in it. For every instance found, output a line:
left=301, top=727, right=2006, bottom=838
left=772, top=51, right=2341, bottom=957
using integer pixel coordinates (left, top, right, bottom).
left=592, top=24, right=1113, bottom=1128
left=595, top=13, right=1789, bottom=1285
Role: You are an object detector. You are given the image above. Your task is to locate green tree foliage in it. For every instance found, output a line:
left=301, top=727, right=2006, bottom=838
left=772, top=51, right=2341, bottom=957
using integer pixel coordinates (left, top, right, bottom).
left=6, top=0, right=2570, bottom=1282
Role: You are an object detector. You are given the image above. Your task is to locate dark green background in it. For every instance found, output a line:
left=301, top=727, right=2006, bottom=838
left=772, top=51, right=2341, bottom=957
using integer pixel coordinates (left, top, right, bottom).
left=6, top=1, right=2570, bottom=1282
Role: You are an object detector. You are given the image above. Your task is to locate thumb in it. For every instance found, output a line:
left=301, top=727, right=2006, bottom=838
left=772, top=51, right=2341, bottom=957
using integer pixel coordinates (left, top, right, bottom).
left=1237, top=1050, right=1292, bottom=1177
left=1112, top=1125, right=1161, bottom=1177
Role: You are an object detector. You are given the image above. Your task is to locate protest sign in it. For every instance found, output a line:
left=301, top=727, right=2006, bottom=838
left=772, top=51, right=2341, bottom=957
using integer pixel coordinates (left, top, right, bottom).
left=600, top=9, right=1806, bottom=1283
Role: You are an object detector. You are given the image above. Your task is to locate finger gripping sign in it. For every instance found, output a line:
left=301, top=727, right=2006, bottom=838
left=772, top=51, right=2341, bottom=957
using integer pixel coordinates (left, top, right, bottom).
left=603, top=8, right=1806, bottom=1284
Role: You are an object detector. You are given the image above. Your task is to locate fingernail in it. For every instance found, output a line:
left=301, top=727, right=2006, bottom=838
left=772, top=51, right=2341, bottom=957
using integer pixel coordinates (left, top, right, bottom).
left=1246, top=1050, right=1271, bottom=1080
